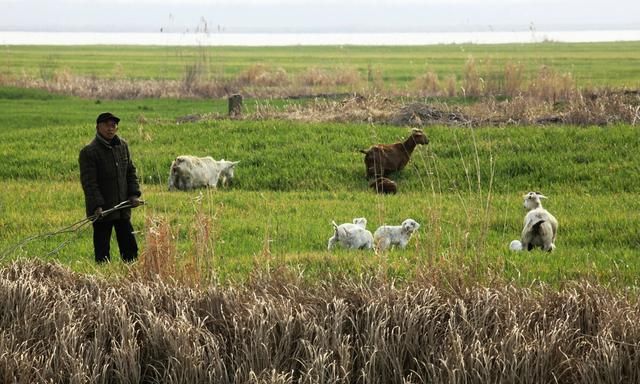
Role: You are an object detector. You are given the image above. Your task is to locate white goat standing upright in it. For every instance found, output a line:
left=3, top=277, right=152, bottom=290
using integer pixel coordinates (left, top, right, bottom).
left=510, top=191, right=558, bottom=252
left=327, top=217, right=373, bottom=250
left=373, top=218, right=420, bottom=251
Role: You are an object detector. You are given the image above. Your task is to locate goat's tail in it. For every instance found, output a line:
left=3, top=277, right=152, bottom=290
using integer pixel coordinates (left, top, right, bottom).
left=530, top=220, right=547, bottom=235
left=331, top=221, right=350, bottom=240
left=358, top=149, right=369, bottom=155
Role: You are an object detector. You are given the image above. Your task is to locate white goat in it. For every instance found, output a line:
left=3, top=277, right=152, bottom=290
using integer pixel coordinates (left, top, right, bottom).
left=168, top=155, right=239, bottom=191
left=327, top=217, right=373, bottom=250
left=373, top=218, right=420, bottom=251
left=510, top=191, right=558, bottom=252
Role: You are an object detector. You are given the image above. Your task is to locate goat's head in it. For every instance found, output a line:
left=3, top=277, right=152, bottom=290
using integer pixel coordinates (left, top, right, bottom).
left=219, top=160, right=239, bottom=178
left=401, top=218, right=420, bottom=234
left=523, top=191, right=546, bottom=211
left=352, top=217, right=367, bottom=228
left=171, top=156, right=190, bottom=174
left=409, top=129, right=429, bottom=146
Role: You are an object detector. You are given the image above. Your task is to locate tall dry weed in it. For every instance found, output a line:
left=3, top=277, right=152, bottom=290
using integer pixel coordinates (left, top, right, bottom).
left=444, top=75, right=457, bottom=97
left=2, top=260, right=640, bottom=383
left=182, top=62, right=206, bottom=93
left=139, top=215, right=177, bottom=280
left=239, top=64, right=290, bottom=87
left=528, top=65, right=576, bottom=102
left=334, top=67, right=362, bottom=88
left=183, top=197, right=223, bottom=286
left=367, top=64, right=385, bottom=92
left=414, top=71, right=441, bottom=96
left=462, top=56, right=483, bottom=97
left=504, top=61, right=525, bottom=97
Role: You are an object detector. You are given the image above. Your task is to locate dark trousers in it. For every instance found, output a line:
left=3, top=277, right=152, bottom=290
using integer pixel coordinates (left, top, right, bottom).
left=92, top=219, right=138, bottom=263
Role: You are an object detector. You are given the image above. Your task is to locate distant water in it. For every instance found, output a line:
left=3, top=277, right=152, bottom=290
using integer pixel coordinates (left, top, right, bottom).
left=1, top=30, right=639, bottom=46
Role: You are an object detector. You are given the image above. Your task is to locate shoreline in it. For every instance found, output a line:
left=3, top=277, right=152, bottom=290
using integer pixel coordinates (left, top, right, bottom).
left=2, top=30, right=639, bottom=46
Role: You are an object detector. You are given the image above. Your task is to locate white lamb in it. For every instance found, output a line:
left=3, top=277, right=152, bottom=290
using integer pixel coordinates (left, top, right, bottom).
left=373, top=218, right=420, bottom=251
left=510, top=191, right=558, bottom=252
left=327, top=217, right=373, bottom=250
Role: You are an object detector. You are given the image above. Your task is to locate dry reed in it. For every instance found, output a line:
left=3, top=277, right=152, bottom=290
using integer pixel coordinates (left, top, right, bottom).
left=1, top=260, right=639, bottom=383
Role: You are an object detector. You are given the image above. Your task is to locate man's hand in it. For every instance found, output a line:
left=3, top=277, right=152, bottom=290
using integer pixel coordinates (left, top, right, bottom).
left=94, top=207, right=103, bottom=218
left=129, top=196, right=142, bottom=207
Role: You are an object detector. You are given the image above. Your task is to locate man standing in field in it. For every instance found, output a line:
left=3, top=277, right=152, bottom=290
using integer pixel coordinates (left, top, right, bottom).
left=79, top=112, right=142, bottom=263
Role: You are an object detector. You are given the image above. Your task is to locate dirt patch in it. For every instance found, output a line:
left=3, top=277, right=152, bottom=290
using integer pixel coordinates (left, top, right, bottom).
left=388, top=103, right=469, bottom=126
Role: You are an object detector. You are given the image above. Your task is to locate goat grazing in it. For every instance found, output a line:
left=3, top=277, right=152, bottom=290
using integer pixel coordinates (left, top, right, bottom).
left=510, top=191, right=558, bottom=252
left=373, top=218, right=420, bottom=251
left=327, top=217, right=373, bottom=250
left=168, top=155, right=239, bottom=191
left=369, top=177, right=398, bottom=194
left=360, top=128, right=429, bottom=179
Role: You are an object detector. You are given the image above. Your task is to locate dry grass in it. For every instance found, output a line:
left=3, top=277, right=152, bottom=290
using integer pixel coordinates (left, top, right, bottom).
left=238, top=64, right=291, bottom=87
left=1, top=259, right=640, bottom=383
left=2, top=59, right=638, bottom=125
left=528, top=65, right=577, bottom=102
left=413, top=71, right=441, bottom=97
left=503, top=61, right=525, bottom=98
left=223, top=89, right=639, bottom=128
left=138, top=195, right=221, bottom=287
left=139, top=215, right=177, bottom=281
left=462, top=56, right=484, bottom=97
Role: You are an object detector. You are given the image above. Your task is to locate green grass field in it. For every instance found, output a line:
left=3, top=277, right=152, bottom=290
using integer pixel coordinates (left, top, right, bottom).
left=1, top=84, right=638, bottom=286
left=2, top=41, right=640, bottom=384
left=3, top=42, right=640, bottom=88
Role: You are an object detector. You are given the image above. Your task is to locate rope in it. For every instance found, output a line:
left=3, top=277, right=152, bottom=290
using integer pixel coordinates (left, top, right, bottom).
left=0, top=200, right=145, bottom=260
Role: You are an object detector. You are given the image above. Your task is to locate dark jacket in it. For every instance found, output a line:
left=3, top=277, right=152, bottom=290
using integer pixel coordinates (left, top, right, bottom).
left=79, top=134, right=141, bottom=221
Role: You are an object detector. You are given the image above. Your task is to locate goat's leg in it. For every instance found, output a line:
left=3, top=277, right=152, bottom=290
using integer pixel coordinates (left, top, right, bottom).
left=327, top=236, right=338, bottom=250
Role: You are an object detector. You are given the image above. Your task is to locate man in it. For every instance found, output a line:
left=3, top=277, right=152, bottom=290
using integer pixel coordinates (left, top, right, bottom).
left=79, top=112, right=142, bottom=263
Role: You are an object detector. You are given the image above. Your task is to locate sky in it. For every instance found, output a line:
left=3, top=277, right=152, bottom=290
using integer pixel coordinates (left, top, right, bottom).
left=1, top=0, right=639, bottom=33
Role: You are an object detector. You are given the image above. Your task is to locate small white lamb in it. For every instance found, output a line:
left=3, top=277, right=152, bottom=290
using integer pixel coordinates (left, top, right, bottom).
left=327, top=217, right=373, bottom=250
left=510, top=191, right=558, bottom=252
left=373, top=218, right=420, bottom=251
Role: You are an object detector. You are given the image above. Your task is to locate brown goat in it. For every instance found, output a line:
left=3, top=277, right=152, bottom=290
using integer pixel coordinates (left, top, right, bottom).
left=360, top=128, right=429, bottom=179
left=369, top=177, right=398, bottom=194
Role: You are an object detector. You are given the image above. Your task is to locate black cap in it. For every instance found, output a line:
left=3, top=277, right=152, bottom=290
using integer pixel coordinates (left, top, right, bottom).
left=96, top=112, right=120, bottom=124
